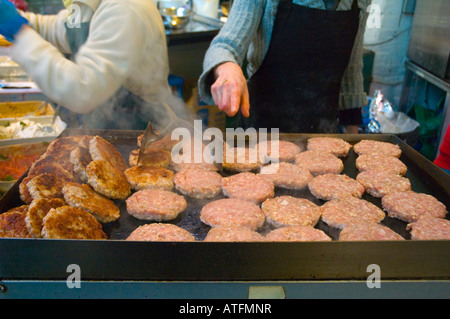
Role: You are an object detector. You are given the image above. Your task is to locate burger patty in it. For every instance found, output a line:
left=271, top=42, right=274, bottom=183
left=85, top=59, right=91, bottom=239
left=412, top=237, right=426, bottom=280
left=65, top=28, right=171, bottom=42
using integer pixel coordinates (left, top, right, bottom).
left=355, top=154, right=407, bottom=175
left=320, top=196, right=386, bottom=229
left=128, top=148, right=171, bottom=168
left=382, top=191, right=447, bottom=223
left=126, top=223, right=195, bottom=242
left=353, top=139, right=402, bottom=158
left=356, top=170, right=411, bottom=198
left=89, top=136, right=127, bottom=172
left=339, top=222, right=404, bottom=241
left=203, top=226, right=265, bottom=242
left=200, top=198, right=265, bottom=230
left=62, top=182, right=120, bottom=223
left=222, top=172, right=275, bottom=204
left=259, top=162, right=313, bottom=190
left=265, top=225, right=331, bottom=242
left=407, top=216, right=450, bottom=240
left=306, top=137, right=352, bottom=157
left=173, top=168, right=222, bottom=199
left=222, top=145, right=263, bottom=172
left=124, top=165, right=174, bottom=191
left=0, top=205, right=31, bottom=238
left=86, top=159, right=131, bottom=200
left=261, top=196, right=321, bottom=228
left=126, top=188, right=187, bottom=221
left=25, top=198, right=66, bottom=238
left=70, top=145, right=92, bottom=183
left=258, top=140, right=301, bottom=163
left=295, top=150, right=344, bottom=176
left=308, top=174, right=365, bottom=201
left=41, top=206, right=107, bottom=240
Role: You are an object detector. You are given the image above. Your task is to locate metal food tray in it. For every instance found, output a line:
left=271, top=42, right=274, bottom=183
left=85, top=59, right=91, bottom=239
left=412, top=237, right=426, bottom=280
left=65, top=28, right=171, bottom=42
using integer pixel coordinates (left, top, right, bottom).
left=0, top=129, right=449, bottom=282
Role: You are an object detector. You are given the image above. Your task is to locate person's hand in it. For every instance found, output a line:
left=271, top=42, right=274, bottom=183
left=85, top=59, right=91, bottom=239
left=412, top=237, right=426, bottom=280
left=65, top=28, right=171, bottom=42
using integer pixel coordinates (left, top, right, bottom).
left=211, top=62, right=250, bottom=118
left=0, top=0, right=28, bottom=42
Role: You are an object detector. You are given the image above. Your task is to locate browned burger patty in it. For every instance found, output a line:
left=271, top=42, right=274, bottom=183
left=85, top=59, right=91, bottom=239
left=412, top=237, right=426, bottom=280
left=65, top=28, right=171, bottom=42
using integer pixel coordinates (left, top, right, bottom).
left=25, top=198, right=66, bottom=238
left=222, top=172, right=274, bottom=204
left=41, top=206, right=107, bottom=240
left=306, top=137, right=352, bottom=157
left=356, top=170, right=411, bottom=198
left=126, top=188, right=187, bottom=221
left=62, top=182, right=120, bottom=223
left=382, top=191, right=447, bottom=223
left=308, top=174, right=365, bottom=200
left=353, top=139, right=401, bottom=158
left=259, top=162, right=313, bottom=190
left=295, top=150, right=344, bottom=176
left=86, top=159, right=131, bottom=200
left=258, top=140, right=301, bottom=163
left=261, top=196, right=321, bottom=228
left=70, top=145, right=92, bottom=183
left=89, top=135, right=127, bottom=172
left=200, top=198, right=265, bottom=230
left=265, top=225, right=331, bottom=242
left=203, top=226, right=265, bottom=242
left=320, top=196, right=386, bottom=229
left=26, top=172, right=74, bottom=201
left=126, top=223, right=195, bottom=242
left=0, top=205, right=31, bottom=238
left=339, top=222, right=404, bottom=241
left=124, top=165, right=174, bottom=191
left=128, top=149, right=171, bottom=168
left=355, top=154, right=407, bottom=175
left=407, top=216, right=450, bottom=240
left=173, top=168, right=222, bottom=199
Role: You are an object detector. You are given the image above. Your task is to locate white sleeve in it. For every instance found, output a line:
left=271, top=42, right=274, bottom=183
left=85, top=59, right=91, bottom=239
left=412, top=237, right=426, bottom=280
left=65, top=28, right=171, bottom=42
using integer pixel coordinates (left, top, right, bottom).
left=11, top=2, right=145, bottom=114
left=20, top=9, right=71, bottom=54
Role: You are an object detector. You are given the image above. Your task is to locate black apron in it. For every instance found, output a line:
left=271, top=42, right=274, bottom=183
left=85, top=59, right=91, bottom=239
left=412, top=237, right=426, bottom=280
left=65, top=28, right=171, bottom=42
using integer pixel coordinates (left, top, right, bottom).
left=243, top=0, right=360, bottom=133
left=63, top=21, right=149, bottom=130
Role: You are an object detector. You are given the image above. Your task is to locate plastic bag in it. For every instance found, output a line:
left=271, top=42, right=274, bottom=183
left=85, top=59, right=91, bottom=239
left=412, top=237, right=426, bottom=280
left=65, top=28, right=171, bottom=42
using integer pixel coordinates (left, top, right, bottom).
left=367, top=90, right=420, bottom=134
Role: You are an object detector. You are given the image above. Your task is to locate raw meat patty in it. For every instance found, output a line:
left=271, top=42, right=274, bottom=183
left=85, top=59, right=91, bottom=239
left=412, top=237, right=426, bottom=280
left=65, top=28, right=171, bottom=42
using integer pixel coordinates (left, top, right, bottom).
left=173, top=168, right=222, bottom=199
left=203, top=226, right=265, bottom=242
left=407, top=216, right=450, bottom=240
left=320, top=196, right=386, bottom=229
left=295, top=150, right=344, bottom=176
left=200, top=198, right=265, bottom=230
left=126, top=189, right=187, bottom=221
left=356, top=170, right=411, bottom=198
left=62, top=182, right=120, bottom=223
left=382, top=191, right=447, bottom=223
left=339, top=222, right=404, bottom=241
left=356, top=154, right=407, bottom=175
left=353, top=139, right=401, bottom=158
left=308, top=174, right=364, bottom=200
left=259, top=162, right=313, bottom=190
left=306, top=137, right=352, bottom=157
left=41, top=206, right=107, bottom=240
left=257, top=140, right=301, bottom=163
left=261, top=196, right=321, bottom=228
left=126, top=223, right=195, bottom=242
left=222, top=172, right=274, bottom=204
left=124, top=165, right=174, bottom=191
left=265, top=225, right=331, bottom=242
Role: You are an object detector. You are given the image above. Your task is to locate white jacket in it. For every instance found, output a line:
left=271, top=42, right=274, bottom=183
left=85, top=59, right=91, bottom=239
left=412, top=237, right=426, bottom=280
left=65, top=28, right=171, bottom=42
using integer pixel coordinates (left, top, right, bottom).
left=11, top=0, right=173, bottom=118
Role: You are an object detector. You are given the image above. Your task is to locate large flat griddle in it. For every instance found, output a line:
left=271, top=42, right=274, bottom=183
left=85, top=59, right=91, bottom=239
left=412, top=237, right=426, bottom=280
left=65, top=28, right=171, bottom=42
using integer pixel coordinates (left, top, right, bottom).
left=0, top=129, right=449, bottom=281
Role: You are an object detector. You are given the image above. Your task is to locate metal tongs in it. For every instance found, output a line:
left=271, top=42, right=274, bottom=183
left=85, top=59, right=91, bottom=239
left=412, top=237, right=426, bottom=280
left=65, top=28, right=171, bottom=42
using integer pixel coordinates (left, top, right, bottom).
left=137, top=102, right=196, bottom=165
